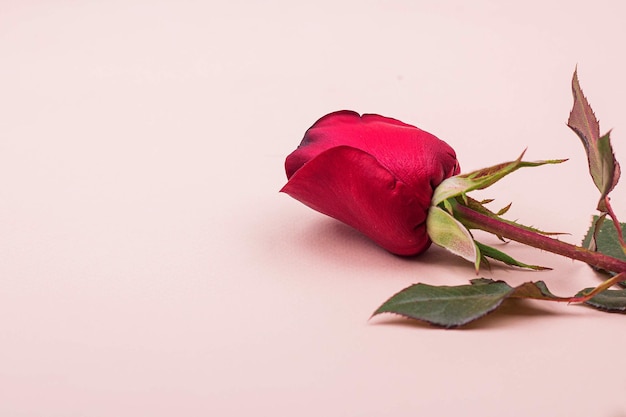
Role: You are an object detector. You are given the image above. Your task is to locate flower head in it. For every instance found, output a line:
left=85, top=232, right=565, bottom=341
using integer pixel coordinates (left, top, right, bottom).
left=281, top=110, right=459, bottom=256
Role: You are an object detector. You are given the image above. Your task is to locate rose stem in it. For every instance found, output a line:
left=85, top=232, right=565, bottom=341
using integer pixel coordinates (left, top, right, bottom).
left=451, top=201, right=626, bottom=274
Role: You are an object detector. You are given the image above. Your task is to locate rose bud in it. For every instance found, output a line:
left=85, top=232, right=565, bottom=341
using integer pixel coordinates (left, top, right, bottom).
left=281, top=110, right=460, bottom=256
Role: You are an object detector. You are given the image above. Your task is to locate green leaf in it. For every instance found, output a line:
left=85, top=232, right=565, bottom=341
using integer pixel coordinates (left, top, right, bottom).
left=583, top=214, right=606, bottom=252
left=582, top=215, right=626, bottom=270
left=432, top=151, right=565, bottom=206
left=575, top=288, right=626, bottom=312
left=581, top=215, right=626, bottom=287
left=373, top=279, right=571, bottom=328
left=373, top=280, right=514, bottom=328
left=567, top=69, right=621, bottom=204
left=426, top=206, right=479, bottom=269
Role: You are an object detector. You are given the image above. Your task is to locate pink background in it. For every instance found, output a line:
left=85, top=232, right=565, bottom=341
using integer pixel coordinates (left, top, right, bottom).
left=2, top=1, right=626, bottom=416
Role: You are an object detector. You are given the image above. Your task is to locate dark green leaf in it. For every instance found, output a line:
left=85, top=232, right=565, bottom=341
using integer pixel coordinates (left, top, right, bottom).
left=575, top=288, right=626, bottom=312
left=373, top=279, right=572, bottom=328
left=582, top=215, right=623, bottom=259
left=583, top=214, right=606, bottom=251
left=582, top=215, right=626, bottom=282
left=373, top=280, right=513, bottom=328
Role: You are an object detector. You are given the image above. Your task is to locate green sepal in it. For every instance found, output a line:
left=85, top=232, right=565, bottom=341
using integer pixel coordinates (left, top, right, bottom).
left=426, top=205, right=480, bottom=270
left=475, top=241, right=550, bottom=270
left=432, top=151, right=565, bottom=206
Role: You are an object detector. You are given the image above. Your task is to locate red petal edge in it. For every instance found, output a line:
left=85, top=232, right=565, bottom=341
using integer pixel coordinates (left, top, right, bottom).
left=281, top=146, right=431, bottom=256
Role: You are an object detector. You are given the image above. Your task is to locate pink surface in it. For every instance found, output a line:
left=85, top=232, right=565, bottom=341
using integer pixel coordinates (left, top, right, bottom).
left=1, top=1, right=626, bottom=416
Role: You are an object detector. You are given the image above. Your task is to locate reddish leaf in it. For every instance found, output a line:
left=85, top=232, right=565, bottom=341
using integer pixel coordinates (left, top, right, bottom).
left=567, top=69, right=620, bottom=203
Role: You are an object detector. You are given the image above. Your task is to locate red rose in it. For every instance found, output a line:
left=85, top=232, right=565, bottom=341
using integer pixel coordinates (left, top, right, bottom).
left=281, top=110, right=460, bottom=256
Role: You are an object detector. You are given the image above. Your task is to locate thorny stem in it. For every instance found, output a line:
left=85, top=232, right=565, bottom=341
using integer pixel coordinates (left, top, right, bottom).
left=451, top=200, right=626, bottom=274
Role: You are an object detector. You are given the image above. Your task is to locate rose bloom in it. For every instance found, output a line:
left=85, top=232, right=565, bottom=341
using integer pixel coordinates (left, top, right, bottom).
left=281, top=110, right=459, bottom=256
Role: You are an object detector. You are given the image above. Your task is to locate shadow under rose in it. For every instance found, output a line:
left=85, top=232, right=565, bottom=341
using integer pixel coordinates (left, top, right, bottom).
left=287, top=217, right=400, bottom=268
left=297, top=216, right=476, bottom=272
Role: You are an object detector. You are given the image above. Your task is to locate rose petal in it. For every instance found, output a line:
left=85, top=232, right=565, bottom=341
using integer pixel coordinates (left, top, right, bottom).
left=281, top=145, right=431, bottom=256
left=285, top=111, right=459, bottom=193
